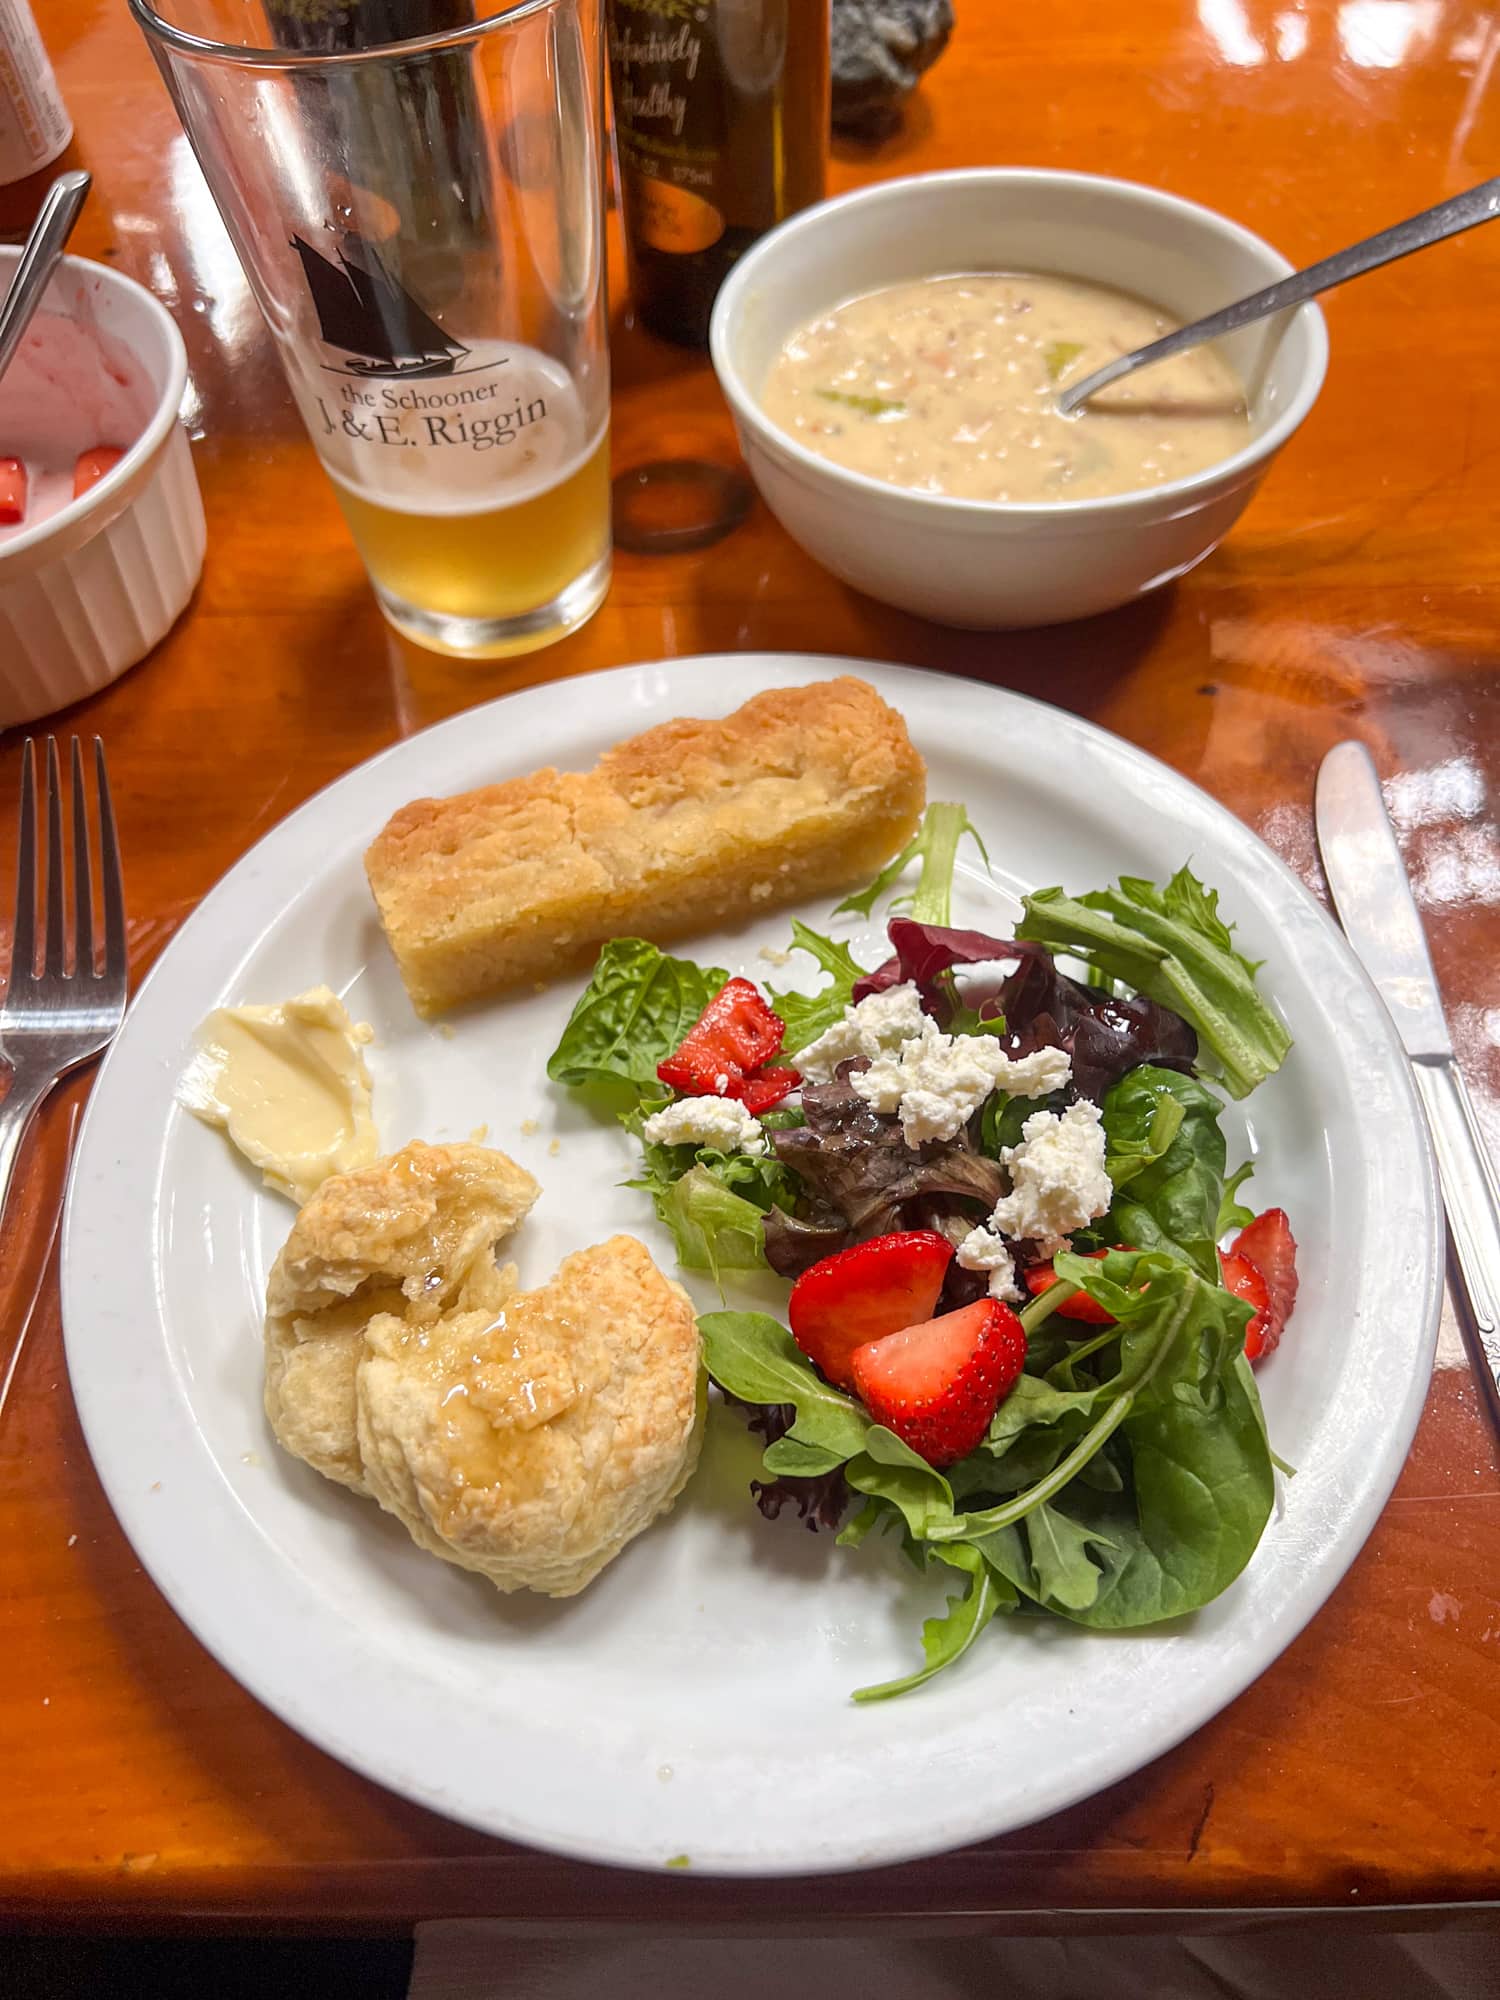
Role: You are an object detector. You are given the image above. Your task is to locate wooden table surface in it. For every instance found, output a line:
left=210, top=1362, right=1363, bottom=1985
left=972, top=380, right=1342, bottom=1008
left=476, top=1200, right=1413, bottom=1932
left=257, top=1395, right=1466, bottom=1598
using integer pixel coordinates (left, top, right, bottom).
left=3, top=0, right=1500, bottom=1935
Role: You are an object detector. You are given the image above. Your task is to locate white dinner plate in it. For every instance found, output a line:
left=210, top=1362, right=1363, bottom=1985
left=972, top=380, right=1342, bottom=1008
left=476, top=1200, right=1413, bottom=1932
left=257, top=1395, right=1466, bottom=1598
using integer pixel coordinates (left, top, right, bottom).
left=62, top=655, right=1441, bottom=1876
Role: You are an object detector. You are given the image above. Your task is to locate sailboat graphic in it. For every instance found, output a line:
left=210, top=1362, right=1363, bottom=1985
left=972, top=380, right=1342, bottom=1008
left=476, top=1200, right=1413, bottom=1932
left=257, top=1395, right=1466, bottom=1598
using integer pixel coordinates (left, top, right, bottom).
left=291, top=233, right=468, bottom=379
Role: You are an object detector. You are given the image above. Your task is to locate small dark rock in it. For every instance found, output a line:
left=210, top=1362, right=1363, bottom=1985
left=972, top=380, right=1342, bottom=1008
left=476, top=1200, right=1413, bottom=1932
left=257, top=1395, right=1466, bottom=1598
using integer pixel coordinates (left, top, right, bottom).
left=831, top=0, right=955, bottom=140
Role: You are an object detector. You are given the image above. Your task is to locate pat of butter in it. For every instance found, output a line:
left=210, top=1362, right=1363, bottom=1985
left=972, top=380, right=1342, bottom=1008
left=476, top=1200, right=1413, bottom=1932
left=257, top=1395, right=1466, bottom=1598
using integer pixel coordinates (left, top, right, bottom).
left=179, top=985, right=378, bottom=1204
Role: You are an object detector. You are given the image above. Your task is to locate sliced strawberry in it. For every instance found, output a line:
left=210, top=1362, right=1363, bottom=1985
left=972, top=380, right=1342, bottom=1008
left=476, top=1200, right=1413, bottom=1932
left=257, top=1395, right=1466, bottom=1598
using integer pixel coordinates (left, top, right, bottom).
left=657, top=977, right=786, bottom=1098
left=790, top=1231, right=954, bottom=1390
left=692, top=977, right=786, bottom=1067
left=1232, top=1208, right=1298, bottom=1358
left=1023, top=1247, right=1117, bottom=1325
left=657, top=1043, right=743, bottom=1098
left=0, top=456, right=27, bottom=525
left=73, top=445, right=125, bottom=498
left=737, top=1065, right=800, bottom=1113
left=1219, top=1247, right=1273, bottom=1360
left=851, top=1298, right=1027, bottom=1467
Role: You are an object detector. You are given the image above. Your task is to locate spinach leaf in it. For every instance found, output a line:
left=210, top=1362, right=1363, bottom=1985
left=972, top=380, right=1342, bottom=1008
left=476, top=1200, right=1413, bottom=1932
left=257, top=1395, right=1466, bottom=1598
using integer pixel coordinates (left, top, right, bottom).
left=1016, top=867, right=1290, bottom=1098
left=853, top=1543, right=1012, bottom=1703
left=768, top=920, right=870, bottom=1053
left=1096, top=1066, right=1230, bottom=1279
left=1103, top=1080, right=1186, bottom=1189
left=698, top=1311, right=871, bottom=1464
left=980, top=1089, right=1041, bottom=1161
left=1044, top=1352, right=1274, bottom=1627
left=547, top=939, right=725, bottom=1093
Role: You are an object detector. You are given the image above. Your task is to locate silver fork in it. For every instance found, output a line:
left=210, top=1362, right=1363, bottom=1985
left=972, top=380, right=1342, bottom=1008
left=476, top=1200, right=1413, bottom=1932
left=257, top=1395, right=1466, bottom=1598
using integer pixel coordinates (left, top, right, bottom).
left=0, top=737, right=127, bottom=1231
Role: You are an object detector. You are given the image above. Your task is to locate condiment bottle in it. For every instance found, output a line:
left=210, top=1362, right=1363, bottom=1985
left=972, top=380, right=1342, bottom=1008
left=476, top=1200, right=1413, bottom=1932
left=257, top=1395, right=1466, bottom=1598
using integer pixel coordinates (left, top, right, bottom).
left=0, top=0, right=73, bottom=242
left=606, top=0, right=830, bottom=347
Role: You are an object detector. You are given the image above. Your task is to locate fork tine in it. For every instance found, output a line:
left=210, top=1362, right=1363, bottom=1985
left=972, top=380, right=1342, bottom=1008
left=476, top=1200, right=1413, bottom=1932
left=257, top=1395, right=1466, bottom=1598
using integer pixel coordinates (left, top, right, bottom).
left=71, top=737, right=94, bottom=978
left=11, top=739, right=36, bottom=982
left=43, top=737, right=66, bottom=978
left=95, top=737, right=127, bottom=988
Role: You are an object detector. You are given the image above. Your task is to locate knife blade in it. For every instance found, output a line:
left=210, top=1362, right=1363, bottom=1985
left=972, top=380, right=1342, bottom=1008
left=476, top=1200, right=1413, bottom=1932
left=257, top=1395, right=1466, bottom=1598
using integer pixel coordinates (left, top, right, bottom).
left=1316, top=740, right=1500, bottom=1418
left=1315, top=741, right=1452, bottom=1059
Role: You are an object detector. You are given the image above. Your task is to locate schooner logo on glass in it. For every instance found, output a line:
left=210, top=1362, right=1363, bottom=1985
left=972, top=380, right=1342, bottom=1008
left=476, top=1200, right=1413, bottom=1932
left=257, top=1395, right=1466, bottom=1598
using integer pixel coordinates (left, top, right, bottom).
left=291, top=233, right=468, bottom=379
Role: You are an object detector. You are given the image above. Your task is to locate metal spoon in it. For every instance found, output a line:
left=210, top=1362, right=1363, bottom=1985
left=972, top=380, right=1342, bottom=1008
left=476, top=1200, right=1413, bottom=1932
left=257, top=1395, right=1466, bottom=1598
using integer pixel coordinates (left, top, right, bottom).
left=1055, top=175, right=1500, bottom=416
left=0, top=169, right=92, bottom=386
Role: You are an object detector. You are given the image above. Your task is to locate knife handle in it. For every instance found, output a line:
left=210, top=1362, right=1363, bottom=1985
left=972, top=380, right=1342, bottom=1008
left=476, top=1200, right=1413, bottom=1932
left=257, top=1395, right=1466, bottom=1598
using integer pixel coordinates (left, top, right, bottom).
left=1412, top=1057, right=1500, bottom=1405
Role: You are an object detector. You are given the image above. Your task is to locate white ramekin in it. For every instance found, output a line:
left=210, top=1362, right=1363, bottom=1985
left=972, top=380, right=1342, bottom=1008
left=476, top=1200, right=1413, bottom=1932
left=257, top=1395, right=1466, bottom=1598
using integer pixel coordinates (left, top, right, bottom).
left=0, top=249, right=205, bottom=726
left=710, top=170, right=1328, bottom=629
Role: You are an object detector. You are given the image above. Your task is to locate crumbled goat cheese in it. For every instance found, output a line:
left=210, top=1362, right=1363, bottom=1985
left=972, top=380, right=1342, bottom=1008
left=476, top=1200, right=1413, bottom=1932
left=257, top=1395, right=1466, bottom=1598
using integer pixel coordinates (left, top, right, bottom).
left=642, top=1096, right=766, bottom=1154
left=795, top=982, right=929, bottom=1083
left=955, top=1225, right=1023, bottom=1304
left=852, top=1028, right=1072, bottom=1146
left=986, top=1100, right=1111, bottom=1243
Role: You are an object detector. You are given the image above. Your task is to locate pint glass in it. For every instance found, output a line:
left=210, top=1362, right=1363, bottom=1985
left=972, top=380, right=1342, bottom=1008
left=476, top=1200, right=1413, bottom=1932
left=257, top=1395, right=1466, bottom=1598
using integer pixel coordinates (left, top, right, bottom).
left=132, top=0, right=610, bottom=657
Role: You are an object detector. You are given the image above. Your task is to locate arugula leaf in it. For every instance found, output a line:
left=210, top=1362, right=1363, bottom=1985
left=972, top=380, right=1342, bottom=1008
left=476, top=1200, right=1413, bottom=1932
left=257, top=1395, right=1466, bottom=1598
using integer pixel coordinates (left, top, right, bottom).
left=768, top=920, right=870, bottom=1053
left=815, top=387, right=906, bottom=418
left=836, top=1498, right=886, bottom=1548
left=1218, top=1161, right=1256, bottom=1238
left=698, top=1311, right=871, bottom=1464
left=930, top=1255, right=1272, bottom=1627
left=845, top=1426, right=956, bottom=1538
left=1024, top=1501, right=1116, bottom=1611
left=1016, top=868, right=1290, bottom=1098
left=1042, top=338, right=1085, bottom=381
left=835, top=803, right=990, bottom=926
left=762, top=1435, right=850, bottom=1479
left=985, top=1368, right=1107, bottom=1450
left=926, top=1255, right=1242, bottom=1542
left=853, top=1543, right=1011, bottom=1702
left=547, top=939, right=725, bottom=1094
left=1095, top=1066, right=1230, bottom=1279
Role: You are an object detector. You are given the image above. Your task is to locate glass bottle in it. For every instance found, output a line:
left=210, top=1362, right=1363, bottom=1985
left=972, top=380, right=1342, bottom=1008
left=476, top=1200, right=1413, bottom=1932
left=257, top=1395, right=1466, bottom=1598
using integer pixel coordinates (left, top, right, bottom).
left=606, top=0, right=830, bottom=347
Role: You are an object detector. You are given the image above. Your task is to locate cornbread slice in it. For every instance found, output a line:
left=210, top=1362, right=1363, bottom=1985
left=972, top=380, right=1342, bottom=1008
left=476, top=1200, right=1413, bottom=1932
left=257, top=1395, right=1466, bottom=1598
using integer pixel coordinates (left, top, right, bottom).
left=365, top=676, right=927, bottom=1017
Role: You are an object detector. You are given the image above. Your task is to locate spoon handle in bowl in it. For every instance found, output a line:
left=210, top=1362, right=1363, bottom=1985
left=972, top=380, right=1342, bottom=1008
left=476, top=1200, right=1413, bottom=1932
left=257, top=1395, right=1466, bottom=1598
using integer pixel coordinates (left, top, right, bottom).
left=0, top=169, right=92, bottom=387
left=1056, top=175, right=1500, bottom=415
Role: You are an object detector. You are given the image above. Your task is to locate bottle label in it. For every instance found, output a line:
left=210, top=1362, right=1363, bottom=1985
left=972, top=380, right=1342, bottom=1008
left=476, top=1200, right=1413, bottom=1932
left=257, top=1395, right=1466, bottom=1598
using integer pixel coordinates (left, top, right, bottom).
left=609, top=0, right=743, bottom=251
left=0, top=0, right=71, bottom=188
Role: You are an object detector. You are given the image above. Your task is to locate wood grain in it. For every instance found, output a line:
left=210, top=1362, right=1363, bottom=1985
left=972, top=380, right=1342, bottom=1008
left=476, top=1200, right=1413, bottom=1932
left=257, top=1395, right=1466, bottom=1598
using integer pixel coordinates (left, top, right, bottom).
left=3, top=0, right=1500, bottom=1928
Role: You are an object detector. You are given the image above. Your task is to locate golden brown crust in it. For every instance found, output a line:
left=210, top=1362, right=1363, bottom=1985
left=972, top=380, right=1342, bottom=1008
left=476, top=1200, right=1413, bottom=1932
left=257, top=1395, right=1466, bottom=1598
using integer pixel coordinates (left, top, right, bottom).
left=364, top=676, right=926, bottom=1016
left=357, top=1236, right=702, bottom=1598
left=262, top=1144, right=703, bottom=1596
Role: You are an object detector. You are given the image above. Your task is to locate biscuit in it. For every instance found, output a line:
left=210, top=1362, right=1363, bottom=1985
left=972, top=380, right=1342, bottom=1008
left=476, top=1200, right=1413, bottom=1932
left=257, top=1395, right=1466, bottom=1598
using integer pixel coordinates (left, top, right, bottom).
left=365, top=676, right=927, bottom=1016
left=263, top=1143, right=702, bottom=1595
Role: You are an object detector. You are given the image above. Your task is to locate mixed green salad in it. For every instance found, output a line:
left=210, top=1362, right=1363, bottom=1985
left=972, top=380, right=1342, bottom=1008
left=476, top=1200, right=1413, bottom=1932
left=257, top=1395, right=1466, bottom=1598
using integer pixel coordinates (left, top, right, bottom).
left=546, top=806, right=1298, bottom=1700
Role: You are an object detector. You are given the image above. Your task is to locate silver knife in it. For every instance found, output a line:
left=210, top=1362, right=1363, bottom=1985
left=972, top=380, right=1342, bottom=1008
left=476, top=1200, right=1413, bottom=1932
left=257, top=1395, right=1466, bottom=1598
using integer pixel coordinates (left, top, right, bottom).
left=1316, top=740, right=1500, bottom=1418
